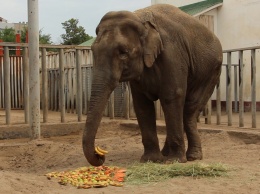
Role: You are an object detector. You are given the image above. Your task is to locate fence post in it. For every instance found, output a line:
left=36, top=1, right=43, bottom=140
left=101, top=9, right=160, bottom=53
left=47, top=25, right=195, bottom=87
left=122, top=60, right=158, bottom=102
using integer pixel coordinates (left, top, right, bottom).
left=216, top=81, right=221, bottom=125
left=238, top=51, right=244, bottom=127
left=234, top=65, right=238, bottom=112
left=76, top=49, right=82, bottom=122
left=42, top=48, right=48, bottom=123
left=227, top=52, right=232, bottom=126
left=251, top=49, right=256, bottom=128
left=4, top=47, right=11, bottom=124
left=59, top=48, right=65, bottom=123
left=23, top=47, right=29, bottom=124
left=59, top=49, right=65, bottom=123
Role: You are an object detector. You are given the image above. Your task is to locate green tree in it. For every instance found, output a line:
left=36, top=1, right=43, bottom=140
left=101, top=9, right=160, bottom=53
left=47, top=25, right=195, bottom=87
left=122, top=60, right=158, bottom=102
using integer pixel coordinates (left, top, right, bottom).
left=0, top=27, right=16, bottom=42
left=39, top=29, right=52, bottom=44
left=21, top=26, right=27, bottom=43
left=21, top=27, right=52, bottom=44
left=61, top=18, right=92, bottom=45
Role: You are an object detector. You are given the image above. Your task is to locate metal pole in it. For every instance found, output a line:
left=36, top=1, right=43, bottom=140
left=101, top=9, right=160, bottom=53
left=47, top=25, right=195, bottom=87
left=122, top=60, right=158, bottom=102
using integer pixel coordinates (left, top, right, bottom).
left=28, top=0, right=40, bottom=139
left=4, top=47, right=11, bottom=125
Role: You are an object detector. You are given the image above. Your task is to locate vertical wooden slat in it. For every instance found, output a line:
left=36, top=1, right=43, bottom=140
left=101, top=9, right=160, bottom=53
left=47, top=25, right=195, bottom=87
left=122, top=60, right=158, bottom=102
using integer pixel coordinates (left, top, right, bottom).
left=14, top=57, right=18, bottom=108
left=68, top=68, right=73, bottom=113
left=59, top=48, right=65, bottom=123
left=10, top=57, right=14, bottom=108
left=76, top=49, right=82, bottom=121
left=251, top=49, right=256, bottom=128
left=51, top=71, right=54, bottom=110
left=23, top=47, right=29, bottom=124
left=67, top=68, right=71, bottom=113
left=42, top=48, right=48, bottom=123
left=205, top=99, right=212, bottom=124
left=238, top=51, right=244, bottom=127
left=124, top=83, right=130, bottom=119
left=48, top=71, right=51, bottom=110
left=54, top=70, right=58, bottom=111
left=4, top=47, right=11, bottom=124
left=17, top=57, right=21, bottom=108
left=227, top=52, right=232, bottom=126
left=110, top=91, right=115, bottom=119
left=216, top=81, right=221, bottom=125
left=84, top=67, right=88, bottom=115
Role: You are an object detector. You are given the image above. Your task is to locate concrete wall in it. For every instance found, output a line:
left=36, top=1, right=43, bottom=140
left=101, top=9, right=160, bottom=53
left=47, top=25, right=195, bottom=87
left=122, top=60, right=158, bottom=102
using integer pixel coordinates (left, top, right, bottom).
left=152, top=0, right=260, bottom=106
left=217, top=0, right=260, bottom=103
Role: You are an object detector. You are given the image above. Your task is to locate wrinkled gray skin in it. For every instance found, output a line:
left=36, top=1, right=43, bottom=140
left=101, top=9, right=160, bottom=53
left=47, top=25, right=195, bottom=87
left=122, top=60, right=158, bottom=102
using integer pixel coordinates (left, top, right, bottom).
left=83, top=4, right=222, bottom=166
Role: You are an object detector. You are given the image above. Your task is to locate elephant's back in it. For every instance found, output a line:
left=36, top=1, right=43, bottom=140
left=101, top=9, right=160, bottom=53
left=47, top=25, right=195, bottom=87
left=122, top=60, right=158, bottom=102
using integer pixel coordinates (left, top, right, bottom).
left=135, top=4, right=219, bottom=48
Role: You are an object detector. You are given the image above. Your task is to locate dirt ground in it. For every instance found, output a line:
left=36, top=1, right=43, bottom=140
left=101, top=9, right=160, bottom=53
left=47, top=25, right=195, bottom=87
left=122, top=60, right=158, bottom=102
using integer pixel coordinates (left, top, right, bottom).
left=0, top=120, right=259, bottom=194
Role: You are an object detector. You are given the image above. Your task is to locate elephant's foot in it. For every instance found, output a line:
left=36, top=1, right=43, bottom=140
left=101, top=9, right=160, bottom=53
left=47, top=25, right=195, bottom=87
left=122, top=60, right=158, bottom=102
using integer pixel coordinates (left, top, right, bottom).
left=186, top=147, right=203, bottom=161
left=140, top=151, right=165, bottom=163
left=161, top=144, right=187, bottom=163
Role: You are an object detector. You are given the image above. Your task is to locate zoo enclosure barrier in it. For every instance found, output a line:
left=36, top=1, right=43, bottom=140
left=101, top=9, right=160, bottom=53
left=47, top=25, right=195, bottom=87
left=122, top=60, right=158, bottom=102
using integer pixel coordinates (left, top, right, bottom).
left=0, top=42, right=259, bottom=129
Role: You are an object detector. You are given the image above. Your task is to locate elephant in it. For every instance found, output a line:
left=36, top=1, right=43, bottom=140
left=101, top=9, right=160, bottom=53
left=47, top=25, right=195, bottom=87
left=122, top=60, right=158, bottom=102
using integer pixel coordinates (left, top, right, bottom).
left=82, top=4, right=223, bottom=166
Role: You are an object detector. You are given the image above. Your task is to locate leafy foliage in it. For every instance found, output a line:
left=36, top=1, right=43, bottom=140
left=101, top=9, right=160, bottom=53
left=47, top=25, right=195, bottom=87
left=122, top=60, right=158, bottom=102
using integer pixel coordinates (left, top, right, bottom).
left=0, top=26, right=52, bottom=44
left=0, top=27, right=16, bottom=42
left=39, top=29, right=52, bottom=44
left=61, top=18, right=92, bottom=45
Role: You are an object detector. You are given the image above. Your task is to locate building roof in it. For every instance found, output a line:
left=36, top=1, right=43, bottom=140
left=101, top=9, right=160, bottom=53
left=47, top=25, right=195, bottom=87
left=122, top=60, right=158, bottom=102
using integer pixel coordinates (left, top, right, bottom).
left=79, top=37, right=96, bottom=46
left=179, top=0, right=223, bottom=16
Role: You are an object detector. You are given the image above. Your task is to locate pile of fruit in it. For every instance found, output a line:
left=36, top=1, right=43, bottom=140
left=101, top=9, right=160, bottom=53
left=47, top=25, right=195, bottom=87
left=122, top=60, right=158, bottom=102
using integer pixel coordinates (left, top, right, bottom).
left=45, top=166, right=126, bottom=189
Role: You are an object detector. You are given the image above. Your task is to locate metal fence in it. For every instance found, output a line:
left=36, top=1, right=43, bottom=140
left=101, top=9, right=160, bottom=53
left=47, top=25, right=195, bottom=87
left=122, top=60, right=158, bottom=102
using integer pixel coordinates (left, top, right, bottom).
left=0, top=42, right=259, bottom=129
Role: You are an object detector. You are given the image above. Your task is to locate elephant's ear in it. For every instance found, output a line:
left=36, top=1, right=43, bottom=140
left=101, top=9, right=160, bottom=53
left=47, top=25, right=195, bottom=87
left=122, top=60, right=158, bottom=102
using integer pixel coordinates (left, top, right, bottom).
left=142, top=21, right=163, bottom=68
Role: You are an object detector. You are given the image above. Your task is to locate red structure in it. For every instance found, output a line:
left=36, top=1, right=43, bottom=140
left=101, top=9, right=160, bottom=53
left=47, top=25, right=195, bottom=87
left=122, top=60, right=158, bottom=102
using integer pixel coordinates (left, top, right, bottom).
left=16, top=34, right=21, bottom=55
left=0, top=39, right=3, bottom=55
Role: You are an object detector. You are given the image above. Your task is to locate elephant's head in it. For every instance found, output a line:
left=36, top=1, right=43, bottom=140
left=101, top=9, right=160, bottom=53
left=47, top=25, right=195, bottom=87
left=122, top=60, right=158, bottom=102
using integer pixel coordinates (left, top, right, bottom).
left=83, top=11, right=163, bottom=166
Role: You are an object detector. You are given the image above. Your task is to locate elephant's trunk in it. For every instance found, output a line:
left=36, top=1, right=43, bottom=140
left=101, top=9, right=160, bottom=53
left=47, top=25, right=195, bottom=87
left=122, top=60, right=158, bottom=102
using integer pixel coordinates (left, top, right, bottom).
left=82, top=69, right=117, bottom=166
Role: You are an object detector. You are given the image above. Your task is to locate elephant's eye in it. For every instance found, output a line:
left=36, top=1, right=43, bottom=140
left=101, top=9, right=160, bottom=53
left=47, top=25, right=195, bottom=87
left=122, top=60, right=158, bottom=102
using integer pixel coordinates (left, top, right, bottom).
left=118, top=49, right=128, bottom=60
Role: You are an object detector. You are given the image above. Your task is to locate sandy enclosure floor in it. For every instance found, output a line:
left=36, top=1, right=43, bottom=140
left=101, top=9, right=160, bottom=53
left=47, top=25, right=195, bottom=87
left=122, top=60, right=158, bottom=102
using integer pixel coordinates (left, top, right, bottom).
left=0, top=120, right=259, bottom=194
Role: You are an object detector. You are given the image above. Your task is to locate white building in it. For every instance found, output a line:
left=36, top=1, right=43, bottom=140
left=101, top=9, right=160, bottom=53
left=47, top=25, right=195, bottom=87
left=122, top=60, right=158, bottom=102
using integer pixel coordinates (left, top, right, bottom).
left=0, top=17, right=27, bottom=34
left=151, top=0, right=260, bottom=111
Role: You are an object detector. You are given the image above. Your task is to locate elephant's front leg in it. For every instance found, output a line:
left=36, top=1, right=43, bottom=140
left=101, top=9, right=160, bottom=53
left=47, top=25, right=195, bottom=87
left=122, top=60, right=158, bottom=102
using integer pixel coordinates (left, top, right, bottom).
left=130, top=85, right=164, bottom=163
left=161, top=98, right=187, bottom=163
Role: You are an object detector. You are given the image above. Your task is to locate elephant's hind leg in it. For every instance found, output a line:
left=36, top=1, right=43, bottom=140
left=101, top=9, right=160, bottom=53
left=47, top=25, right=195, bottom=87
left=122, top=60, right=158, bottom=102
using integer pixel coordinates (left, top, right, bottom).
left=184, top=104, right=203, bottom=161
